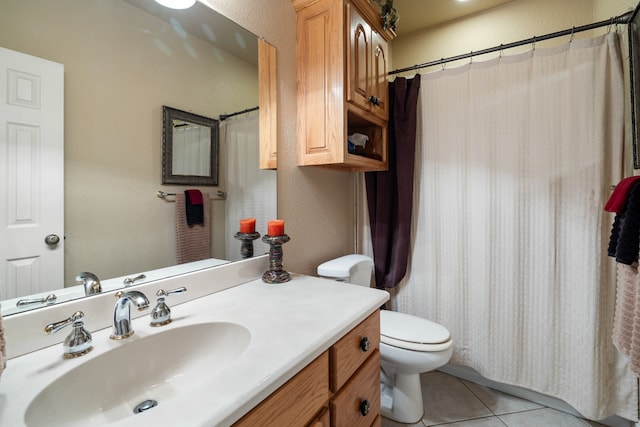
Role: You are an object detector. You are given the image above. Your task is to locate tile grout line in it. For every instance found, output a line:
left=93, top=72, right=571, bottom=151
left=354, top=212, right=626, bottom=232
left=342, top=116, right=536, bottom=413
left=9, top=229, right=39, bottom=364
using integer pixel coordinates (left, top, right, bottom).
left=428, top=414, right=509, bottom=427
left=458, top=377, right=498, bottom=415
left=456, top=376, right=577, bottom=426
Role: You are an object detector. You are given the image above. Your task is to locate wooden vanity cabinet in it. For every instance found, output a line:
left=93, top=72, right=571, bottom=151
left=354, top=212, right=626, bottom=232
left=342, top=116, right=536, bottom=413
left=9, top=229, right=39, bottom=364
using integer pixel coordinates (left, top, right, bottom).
left=330, top=310, right=380, bottom=427
left=233, top=351, right=330, bottom=426
left=309, top=407, right=331, bottom=427
left=292, top=0, right=394, bottom=172
left=233, top=311, right=381, bottom=427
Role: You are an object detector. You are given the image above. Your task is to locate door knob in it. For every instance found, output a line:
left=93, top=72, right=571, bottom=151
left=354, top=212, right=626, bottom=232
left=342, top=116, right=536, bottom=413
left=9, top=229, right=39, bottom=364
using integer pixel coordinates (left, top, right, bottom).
left=44, top=234, right=61, bottom=246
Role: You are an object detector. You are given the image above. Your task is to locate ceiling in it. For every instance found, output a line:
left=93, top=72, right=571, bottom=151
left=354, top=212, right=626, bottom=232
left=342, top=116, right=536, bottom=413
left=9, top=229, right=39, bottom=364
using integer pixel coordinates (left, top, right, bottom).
left=392, top=0, right=515, bottom=35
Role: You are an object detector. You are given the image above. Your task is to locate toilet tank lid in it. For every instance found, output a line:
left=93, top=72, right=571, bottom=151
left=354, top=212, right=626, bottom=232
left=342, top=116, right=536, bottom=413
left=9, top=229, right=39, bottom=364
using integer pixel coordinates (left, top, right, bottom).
left=381, top=310, right=451, bottom=345
left=317, top=254, right=373, bottom=278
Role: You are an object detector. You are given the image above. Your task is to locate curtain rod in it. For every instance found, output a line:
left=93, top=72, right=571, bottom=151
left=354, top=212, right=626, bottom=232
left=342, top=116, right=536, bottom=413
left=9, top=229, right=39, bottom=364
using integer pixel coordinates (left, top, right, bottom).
left=388, top=11, right=633, bottom=76
left=219, top=106, right=259, bottom=121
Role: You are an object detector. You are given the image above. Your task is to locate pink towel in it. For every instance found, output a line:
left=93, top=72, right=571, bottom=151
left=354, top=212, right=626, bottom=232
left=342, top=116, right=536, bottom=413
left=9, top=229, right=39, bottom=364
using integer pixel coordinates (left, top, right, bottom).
left=175, top=192, right=211, bottom=264
left=612, top=262, right=640, bottom=376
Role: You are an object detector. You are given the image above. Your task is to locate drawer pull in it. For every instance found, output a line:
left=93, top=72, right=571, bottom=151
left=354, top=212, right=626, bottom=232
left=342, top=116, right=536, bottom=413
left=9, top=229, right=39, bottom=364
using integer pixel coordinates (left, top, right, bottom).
left=359, top=399, right=370, bottom=416
left=360, top=336, right=371, bottom=352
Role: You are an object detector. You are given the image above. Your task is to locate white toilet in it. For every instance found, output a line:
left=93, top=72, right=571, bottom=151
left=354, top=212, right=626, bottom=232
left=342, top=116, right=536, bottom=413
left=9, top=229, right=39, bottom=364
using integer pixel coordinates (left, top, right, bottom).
left=318, top=254, right=453, bottom=424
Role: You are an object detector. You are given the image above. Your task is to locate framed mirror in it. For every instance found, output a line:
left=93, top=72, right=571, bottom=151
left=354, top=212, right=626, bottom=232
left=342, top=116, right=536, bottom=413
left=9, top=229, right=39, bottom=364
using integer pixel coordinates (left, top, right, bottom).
left=162, top=106, right=219, bottom=186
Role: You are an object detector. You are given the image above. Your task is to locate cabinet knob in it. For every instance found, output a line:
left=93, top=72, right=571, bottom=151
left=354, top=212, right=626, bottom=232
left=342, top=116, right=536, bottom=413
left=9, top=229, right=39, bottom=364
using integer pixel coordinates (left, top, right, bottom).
left=360, top=336, right=371, bottom=352
left=360, top=399, right=370, bottom=416
left=368, top=95, right=381, bottom=106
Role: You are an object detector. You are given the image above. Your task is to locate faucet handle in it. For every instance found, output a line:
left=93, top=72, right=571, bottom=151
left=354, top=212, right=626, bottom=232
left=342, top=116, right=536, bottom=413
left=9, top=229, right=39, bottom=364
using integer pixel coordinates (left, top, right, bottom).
left=16, top=293, right=57, bottom=307
left=123, top=274, right=146, bottom=286
left=45, top=311, right=93, bottom=358
left=150, top=287, right=187, bottom=327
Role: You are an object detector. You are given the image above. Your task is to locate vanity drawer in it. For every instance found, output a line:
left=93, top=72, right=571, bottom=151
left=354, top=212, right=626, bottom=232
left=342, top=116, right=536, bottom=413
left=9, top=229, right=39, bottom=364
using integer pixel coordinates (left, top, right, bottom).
left=330, top=349, right=380, bottom=427
left=234, top=351, right=329, bottom=427
left=330, top=310, right=380, bottom=392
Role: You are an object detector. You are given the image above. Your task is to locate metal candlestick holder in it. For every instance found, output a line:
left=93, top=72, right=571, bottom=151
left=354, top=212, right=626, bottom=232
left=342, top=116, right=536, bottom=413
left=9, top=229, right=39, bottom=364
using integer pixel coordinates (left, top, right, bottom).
left=261, top=234, right=291, bottom=284
left=234, top=231, right=261, bottom=259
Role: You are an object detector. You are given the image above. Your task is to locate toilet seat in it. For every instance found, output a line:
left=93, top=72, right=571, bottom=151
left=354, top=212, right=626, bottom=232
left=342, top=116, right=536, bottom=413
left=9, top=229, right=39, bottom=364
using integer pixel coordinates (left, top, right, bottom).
left=380, top=310, right=452, bottom=352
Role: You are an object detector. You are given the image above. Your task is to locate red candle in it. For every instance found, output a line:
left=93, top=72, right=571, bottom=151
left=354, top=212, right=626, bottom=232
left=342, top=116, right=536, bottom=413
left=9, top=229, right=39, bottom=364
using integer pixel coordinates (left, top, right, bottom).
left=267, top=219, right=285, bottom=236
left=239, top=218, right=256, bottom=233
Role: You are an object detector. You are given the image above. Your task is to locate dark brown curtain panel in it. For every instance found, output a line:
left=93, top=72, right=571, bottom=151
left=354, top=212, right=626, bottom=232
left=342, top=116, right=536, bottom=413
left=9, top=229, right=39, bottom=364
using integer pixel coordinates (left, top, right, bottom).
left=365, top=76, right=420, bottom=289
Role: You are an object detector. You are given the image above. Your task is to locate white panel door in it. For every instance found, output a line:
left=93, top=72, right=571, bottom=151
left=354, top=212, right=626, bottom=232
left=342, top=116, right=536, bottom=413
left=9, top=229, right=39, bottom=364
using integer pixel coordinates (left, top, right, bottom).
left=0, top=47, right=64, bottom=299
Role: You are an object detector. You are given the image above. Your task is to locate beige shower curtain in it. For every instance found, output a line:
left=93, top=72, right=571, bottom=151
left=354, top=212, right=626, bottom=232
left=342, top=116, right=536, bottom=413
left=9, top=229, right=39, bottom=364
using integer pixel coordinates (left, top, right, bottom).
left=221, top=111, right=276, bottom=261
left=384, top=33, right=637, bottom=421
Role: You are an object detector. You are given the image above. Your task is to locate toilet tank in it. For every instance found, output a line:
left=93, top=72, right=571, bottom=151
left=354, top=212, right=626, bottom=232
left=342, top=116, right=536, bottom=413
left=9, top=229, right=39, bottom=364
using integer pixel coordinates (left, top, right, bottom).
left=317, top=254, right=373, bottom=287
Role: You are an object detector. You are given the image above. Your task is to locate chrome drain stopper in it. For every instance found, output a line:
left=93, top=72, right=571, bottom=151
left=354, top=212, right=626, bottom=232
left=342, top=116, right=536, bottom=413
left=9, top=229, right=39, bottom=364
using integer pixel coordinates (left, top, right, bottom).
left=133, top=399, right=158, bottom=414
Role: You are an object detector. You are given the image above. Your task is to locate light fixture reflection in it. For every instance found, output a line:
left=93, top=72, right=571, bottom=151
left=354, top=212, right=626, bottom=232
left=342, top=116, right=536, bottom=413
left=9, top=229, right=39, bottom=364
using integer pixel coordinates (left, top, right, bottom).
left=154, top=0, right=196, bottom=10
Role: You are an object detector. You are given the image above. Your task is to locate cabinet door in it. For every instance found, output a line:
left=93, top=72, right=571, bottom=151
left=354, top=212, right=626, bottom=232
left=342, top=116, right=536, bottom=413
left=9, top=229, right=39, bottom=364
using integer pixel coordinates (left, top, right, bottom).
left=295, top=0, right=345, bottom=166
left=259, top=39, right=277, bottom=169
left=370, top=30, right=388, bottom=121
left=347, top=3, right=371, bottom=112
left=233, top=352, right=329, bottom=427
left=308, top=407, right=330, bottom=427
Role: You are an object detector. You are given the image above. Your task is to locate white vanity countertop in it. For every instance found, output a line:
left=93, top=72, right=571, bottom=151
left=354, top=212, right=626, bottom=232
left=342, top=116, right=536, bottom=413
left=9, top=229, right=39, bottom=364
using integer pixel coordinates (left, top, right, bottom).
left=0, top=274, right=389, bottom=427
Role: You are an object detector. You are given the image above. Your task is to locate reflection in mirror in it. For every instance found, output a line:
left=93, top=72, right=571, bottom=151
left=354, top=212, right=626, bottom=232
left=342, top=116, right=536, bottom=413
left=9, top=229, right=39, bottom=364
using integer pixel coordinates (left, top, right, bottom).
left=0, top=0, right=276, bottom=316
left=162, top=106, right=220, bottom=186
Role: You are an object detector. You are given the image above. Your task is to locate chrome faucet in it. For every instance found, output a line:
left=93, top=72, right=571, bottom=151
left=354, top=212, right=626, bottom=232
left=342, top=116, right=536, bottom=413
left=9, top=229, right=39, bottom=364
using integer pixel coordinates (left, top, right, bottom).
left=111, top=290, right=149, bottom=340
left=45, top=311, right=93, bottom=358
left=76, top=272, right=102, bottom=296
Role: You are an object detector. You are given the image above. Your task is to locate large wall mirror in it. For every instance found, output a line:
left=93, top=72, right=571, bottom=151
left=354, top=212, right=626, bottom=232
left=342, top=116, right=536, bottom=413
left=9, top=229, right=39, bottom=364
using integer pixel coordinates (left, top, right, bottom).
left=0, top=0, right=277, bottom=315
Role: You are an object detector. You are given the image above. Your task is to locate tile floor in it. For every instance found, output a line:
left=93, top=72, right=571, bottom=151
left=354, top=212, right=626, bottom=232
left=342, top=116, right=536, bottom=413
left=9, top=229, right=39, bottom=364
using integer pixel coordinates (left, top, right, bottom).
left=380, top=371, right=606, bottom=427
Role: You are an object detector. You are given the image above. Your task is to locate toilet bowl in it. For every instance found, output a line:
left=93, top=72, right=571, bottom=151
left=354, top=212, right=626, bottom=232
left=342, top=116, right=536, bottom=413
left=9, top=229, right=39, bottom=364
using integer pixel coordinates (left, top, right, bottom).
left=317, top=254, right=453, bottom=424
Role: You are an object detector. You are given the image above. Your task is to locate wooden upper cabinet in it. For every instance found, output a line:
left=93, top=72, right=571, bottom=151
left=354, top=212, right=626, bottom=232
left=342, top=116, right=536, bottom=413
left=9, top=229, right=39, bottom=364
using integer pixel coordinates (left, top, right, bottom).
left=370, top=29, right=389, bottom=121
left=292, top=0, right=395, bottom=172
left=259, top=39, right=277, bottom=170
left=347, top=4, right=388, bottom=121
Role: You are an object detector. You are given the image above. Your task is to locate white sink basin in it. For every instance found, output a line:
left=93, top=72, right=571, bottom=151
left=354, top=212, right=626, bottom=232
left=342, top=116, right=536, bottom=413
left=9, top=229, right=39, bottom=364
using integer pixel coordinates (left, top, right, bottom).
left=24, top=322, right=251, bottom=427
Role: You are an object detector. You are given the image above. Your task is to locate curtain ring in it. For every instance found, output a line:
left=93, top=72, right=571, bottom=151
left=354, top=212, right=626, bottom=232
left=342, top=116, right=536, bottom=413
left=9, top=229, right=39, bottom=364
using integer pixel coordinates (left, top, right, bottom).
left=469, top=51, right=473, bottom=64
left=532, top=36, right=537, bottom=51
left=499, top=44, right=504, bottom=58
left=440, top=58, right=445, bottom=71
left=570, top=27, right=575, bottom=43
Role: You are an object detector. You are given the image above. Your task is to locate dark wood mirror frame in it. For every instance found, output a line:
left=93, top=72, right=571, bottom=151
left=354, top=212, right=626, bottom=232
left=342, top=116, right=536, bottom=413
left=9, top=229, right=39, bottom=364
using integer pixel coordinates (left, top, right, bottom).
left=162, top=105, right=220, bottom=186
